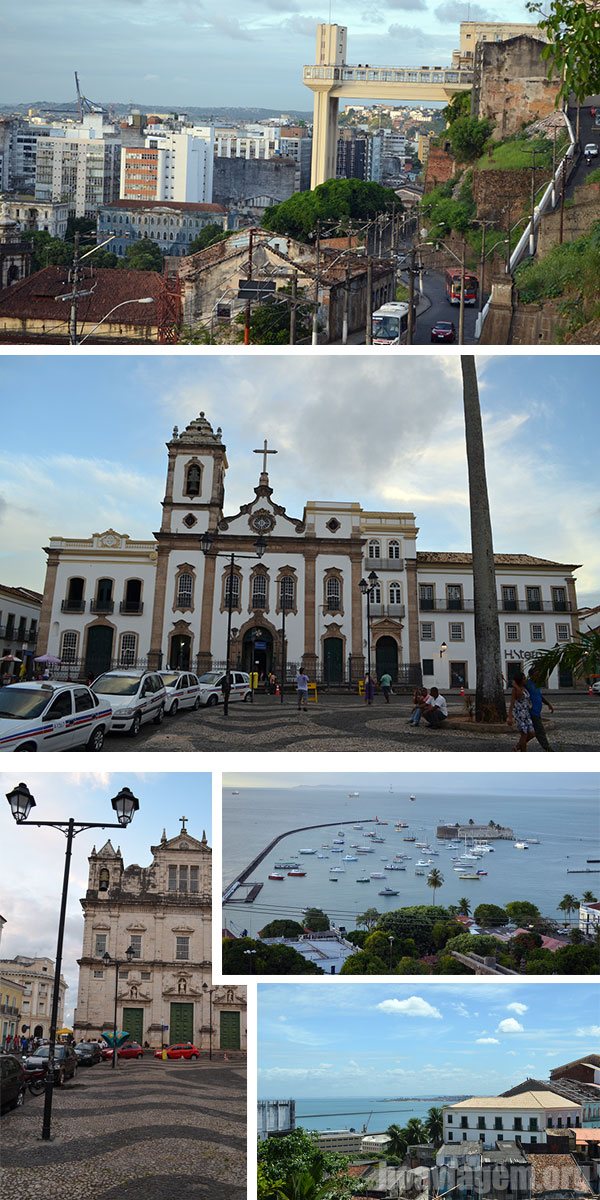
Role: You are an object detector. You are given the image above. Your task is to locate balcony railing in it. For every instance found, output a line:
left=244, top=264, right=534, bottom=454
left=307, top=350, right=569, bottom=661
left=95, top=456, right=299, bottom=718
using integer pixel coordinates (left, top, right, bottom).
left=89, top=599, right=114, bottom=614
left=119, top=601, right=144, bottom=614
left=61, top=599, right=86, bottom=613
left=498, top=599, right=572, bottom=613
left=419, top=598, right=475, bottom=612
left=365, top=557, right=404, bottom=572
left=369, top=603, right=406, bottom=619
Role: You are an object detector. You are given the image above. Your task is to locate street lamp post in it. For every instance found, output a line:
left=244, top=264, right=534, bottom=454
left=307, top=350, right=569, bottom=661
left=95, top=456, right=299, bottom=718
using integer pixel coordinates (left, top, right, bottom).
left=243, top=949, right=257, bottom=973
left=76, top=298, right=155, bottom=345
left=201, top=531, right=268, bottom=717
left=280, top=589, right=290, bottom=704
left=202, top=982, right=214, bottom=1060
left=6, top=781, right=140, bottom=1141
left=359, top=570, right=379, bottom=703
left=102, top=945, right=135, bottom=1069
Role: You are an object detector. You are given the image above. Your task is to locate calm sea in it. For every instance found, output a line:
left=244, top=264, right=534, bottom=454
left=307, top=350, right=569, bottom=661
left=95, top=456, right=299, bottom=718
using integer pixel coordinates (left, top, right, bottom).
left=223, top=782, right=600, bottom=936
left=292, top=1096, right=456, bottom=1132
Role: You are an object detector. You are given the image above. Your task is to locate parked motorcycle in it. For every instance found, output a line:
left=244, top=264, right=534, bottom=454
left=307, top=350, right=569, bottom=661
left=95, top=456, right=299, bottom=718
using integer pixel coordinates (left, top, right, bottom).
left=22, top=1064, right=46, bottom=1096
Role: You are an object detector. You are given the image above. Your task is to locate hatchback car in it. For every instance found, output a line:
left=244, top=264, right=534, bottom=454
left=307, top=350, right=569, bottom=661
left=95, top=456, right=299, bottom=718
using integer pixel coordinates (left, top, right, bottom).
left=591, top=680, right=600, bottom=695
left=197, top=670, right=251, bottom=706
left=159, top=671, right=201, bottom=715
left=584, top=142, right=598, bottom=157
left=431, top=320, right=457, bottom=342
left=154, top=1042, right=201, bottom=1060
left=0, top=682, right=112, bottom=753
left=91, top=670, right=166, bottom=736
left=102, top=1041, right=145, bottom=1060
left=23, top=1044, right=78, bottom=1085
left=74, top=1041, right=103, bottom=1066
left=0, top=1052, right=26, bottom=1112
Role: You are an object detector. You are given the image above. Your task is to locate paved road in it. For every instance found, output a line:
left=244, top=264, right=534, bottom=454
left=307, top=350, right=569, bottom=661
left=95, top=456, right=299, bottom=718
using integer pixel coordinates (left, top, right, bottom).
left=567, top=99, right=600, bottom=195
left=410, top=268, right=481, bottom=345
left=0, top=1057, right=246, bottom=1200
left=105, top=691, right=600, bottom=754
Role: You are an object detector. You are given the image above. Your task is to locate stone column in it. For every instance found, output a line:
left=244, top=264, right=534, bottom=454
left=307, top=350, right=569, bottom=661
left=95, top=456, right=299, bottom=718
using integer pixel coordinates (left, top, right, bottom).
left=37, top=549, right=61, bottom=656
left=405, top=559, right=421, bottom=682
left=302, top=546, right=317, bottom=676
left=197, top=553, right=217, bottom=675
left=148, top=545, right=170, bottom=670
left=350, top=551, right=365, bottom=682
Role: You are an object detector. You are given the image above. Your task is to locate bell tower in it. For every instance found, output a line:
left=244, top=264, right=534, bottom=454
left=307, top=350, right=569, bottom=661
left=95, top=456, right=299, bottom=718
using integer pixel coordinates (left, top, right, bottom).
left=159, top=413, right=228, bottom=538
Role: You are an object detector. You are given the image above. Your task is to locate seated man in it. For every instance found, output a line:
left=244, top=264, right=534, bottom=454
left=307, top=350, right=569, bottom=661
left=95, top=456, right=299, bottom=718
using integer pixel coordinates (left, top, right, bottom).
left=421, top=686, right=448, bottom=728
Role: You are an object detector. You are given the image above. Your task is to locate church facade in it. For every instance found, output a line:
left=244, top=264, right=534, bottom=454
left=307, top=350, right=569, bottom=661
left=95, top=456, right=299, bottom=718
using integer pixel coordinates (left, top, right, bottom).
left=37, top=412, right=580, bottom=691
left=74, top=823, right=246, bottom=1052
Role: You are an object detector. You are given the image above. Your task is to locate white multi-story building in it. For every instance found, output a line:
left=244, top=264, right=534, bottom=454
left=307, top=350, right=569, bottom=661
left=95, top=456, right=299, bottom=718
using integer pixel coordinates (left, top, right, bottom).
left=257, top=1099, right=296, bottom=1140
left=0, top=195, right=69, bottom=239
left=0, top=956, right=67, bottom=1040
left=0, top=582, right=42, bottom=678
left=442, top=1093, right=583, bottom=1148
left=0, top=118, right=53, bottom=194
left=35, top=117, right=121, bottom=218
left=579, top=900, right=600, bottom=938
left=121, top=130, right=214, bottom=204
left=35, top=412, right=581, bottom=690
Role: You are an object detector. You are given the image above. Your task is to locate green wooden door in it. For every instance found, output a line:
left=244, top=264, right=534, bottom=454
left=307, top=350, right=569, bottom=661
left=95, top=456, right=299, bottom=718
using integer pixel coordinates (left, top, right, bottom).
left=85, top=625, right=114, bottom=678
left=323, top=637, right=343, bottom=684
left=220, top=1011, right=241, bottom=1050
left=122, top=1007, right=144, bottom=1043
left=170, top=1002, right=194, bottom=1043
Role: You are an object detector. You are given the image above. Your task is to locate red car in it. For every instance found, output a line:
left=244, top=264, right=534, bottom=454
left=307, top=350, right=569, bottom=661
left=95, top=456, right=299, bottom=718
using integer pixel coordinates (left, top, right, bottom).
left=431, top=320, right=457, bottom=343
left=101, top=1041, right=145, bottom=1060
left=154, top=1042, right=201, bottom=1060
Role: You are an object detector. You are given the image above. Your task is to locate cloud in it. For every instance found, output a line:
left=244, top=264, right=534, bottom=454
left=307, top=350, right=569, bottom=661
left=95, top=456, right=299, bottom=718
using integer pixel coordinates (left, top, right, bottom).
left=388, top=21, right=432, bottom=39
left=476, top=1037, right=499, bottom=1044
left=376, top=996, right=443, bottom=1019
left=576, top=1025, right=600, bottom=1037
left=280, top=14, right=320, bottom=35
left=506, top=1003, right=528, bottom=1015
left=454, top=1002, right=470, bottom=1018
left=497, top=1018, right=524, bottom=1034
left=386, top=0, right=427, bottom=8
left=434, top=0, right=497, bottom=19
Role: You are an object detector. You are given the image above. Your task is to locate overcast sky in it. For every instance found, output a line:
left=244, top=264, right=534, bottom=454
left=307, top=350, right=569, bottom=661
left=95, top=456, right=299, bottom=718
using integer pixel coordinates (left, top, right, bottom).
left=1, top=353, right=598, bottom=607
left=0, top=771, right=211, bottom=1023
left=2, top=1, right=535, bottom=109
left=259, top=981, right=600, bottom=1098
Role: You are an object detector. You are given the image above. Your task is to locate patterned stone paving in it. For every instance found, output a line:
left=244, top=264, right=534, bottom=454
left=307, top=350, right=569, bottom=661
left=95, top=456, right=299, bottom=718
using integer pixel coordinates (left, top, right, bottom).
left=0, top=1059, right=246, bottom=1200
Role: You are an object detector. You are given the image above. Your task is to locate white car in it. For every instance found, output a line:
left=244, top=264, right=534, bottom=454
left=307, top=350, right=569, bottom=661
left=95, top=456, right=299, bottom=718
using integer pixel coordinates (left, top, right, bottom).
left=592, top=680, right=600, bottom=695
left=92, top=670, right=166, bottom=736
left=197, top=670, right=251, bottom=706
left=584, top=143, right=599, bottom=157
left=159, top=671, right=201, bottom=715
left=0, top=682, right=112, bottom=752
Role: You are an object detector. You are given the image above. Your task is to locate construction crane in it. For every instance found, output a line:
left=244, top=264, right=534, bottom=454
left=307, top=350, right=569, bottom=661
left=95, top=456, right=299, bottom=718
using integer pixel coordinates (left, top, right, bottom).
left=74, top=72, right=106, bottom=121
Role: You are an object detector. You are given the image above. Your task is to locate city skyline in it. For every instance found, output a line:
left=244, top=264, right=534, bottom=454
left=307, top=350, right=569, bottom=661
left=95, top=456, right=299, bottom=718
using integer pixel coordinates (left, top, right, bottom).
left=258, top=982, right=600, bottom=1098
left=2, top=2, right=535, bottom=109
left=2, top=355, right=599, bottom=606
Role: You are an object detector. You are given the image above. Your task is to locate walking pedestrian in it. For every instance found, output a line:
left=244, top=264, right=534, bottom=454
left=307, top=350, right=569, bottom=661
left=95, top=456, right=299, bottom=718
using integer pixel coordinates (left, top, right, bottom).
left=295, top=668, right=309, bottom=711
left=364, top=674, right=376, bottom=704
left=379, top=672, right=393, bottom=703
left=507, top=669, right=535, bottom=751
left=268, top=671, right=277, bottom=696
left=407, top=685, right=428, bottom=725
left=526, top=666, right=554, bottom=751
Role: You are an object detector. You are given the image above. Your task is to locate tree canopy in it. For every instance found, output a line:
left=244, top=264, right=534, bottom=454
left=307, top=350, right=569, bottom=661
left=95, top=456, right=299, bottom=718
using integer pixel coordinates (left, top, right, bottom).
left=188, top=223, right=230, bottom=255
left=262, top=179, right=402, bottom=241
left=447, top=116, right=493, bottom=163
left=124, top=237, right=164, bottom=272
left=222, top=937, right=323, bottom=974
left=527, top=0, right=600, bottom=103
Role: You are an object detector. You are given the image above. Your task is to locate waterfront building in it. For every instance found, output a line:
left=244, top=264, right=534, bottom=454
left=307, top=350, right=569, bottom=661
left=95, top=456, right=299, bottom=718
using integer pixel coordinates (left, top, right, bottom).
left=317, top=1129, right=365, bottom=1153
left=0, top=956, right=67, bottom=1040
left=579, top=902, right=600, bottom=939
left=36, top=412, right=581, bottom=692
left=97, top=200, right=227, bottom=258
left=257, top=1099, right=296, bottom=1140
left=442, top=1093, right=583, bottom=1148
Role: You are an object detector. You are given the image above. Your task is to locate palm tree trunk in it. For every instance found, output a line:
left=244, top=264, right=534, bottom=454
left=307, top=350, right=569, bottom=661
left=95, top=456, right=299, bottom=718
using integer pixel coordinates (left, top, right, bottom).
left=461, top=356, right=507, bottom=722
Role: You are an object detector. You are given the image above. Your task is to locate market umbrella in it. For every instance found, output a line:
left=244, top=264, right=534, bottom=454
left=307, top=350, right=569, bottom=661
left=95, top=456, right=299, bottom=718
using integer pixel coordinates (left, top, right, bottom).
left=34, top=654, right=62, bottom=665
left=56, top=1027, right=72, bottom=1036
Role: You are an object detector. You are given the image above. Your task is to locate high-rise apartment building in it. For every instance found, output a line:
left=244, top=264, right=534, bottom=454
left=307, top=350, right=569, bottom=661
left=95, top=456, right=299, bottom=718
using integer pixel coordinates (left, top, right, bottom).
left=121, top=129, right=214, bottom=204
left=34, top=117, right=121, bottom=218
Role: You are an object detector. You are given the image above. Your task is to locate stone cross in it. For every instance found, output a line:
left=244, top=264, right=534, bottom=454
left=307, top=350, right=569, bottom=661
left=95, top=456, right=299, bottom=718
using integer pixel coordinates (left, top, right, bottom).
left=179, top=815, right=188, bottom=832
left=253, top=439, right=277, bottom=475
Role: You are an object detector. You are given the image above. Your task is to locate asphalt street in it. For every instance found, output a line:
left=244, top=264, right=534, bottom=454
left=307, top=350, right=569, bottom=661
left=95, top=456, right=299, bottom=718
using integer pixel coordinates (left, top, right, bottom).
left=0, top=1057, right=246, bottom=1200
left=105, top=691, right=600, bottom=754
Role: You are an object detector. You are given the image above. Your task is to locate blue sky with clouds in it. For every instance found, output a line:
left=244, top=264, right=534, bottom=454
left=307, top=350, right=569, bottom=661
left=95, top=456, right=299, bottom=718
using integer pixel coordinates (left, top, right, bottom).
left=258, top=982, right=600, bottom=1098
left=0, top=770, right=211, bottom=1021
left=3, top=1, right=535, bottom=109
left=1, top=354, right=599, bottom=606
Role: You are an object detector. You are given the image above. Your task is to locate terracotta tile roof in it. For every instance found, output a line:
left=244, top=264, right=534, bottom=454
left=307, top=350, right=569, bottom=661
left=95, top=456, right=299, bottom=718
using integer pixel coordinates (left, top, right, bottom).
left=417, top=552, right=581, bottom=569
left=0, top=584, right=43, bottom=604
left=0, top=265, right=164, bottom=328
left=103, top=199, right=226, bottom=214
left=525, top=1153, right=593, bottom=1196
left=448, top=1093, right=581, bottom=1110
left=575, top=1129, right=600, bottom=1142
left=346, top=1165, right=373, bottom=1177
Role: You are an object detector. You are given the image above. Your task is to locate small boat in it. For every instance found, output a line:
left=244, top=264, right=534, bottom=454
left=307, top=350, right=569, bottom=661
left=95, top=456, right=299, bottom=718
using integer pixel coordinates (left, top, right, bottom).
left=353, top=825, right=363, bottom=830
left=415, top=869, right=425, bottom=875
left=274, top=862, right=300, bottom=870
left=372, top=836, right=386, bottom=844
left=403, top=836, right=416, bottom=842
left=379, top=887, right=399, bottom=896
left=317, top=853, right=329, bottom=859
left=268, top=873, right=285, bottom=880
left=370, top=871, right=385, bottom=879
left=356, top=876, right=370, bottom=883
left=458, top=873, right=481, bottom=880
left=514, top=842, right=529, bottom=850
left=288, top=869, right=306, bottom=877
left=343, top=854, right=358, bottom=861
left=231, top=790, right=240, bottom=795
left=329, top=876, right=338, bottom=882
left=375, top=818, right=388, bottom=825
left=416, top=860, right=433, bottom=868
left=333, top=838, right=345, bottom=845
left=329, top=866, right=345, bottom=873
left=356, top=846, right=374, bottom=853
left=337, top=830, right=346, bottom=836
left=348, top=791, right=359, bottom=797
left=299, top=848, right=317, bottom=855
left=385, top=863, right=406, bottom=871
left=475, top=869, right=488, bottom=875
left=395, top=821, right=409, bottom=829
left=409, top=794, right=416, bottom=801
left=365, top=831, right=376, bottom=838
left=331, top=847, right=344, bottom=854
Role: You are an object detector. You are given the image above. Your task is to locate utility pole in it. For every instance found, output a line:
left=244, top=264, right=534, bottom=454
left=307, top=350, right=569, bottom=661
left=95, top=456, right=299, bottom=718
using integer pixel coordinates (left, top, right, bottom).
left=478, top=221, right=487, bottom=317
left=458, top=237, right=466, bottom=346
left=69, top=233, right=81, bottom=345
left=529, top=150, right=538, bottom=258
left=244, top=228, right=254, bottom=346
left=311, top=222, right=320, bottom=346
left=342, top=262, right=350, bottom=345
left=289, top=271, right=297, bottom=345
left=365, top=257, right=373, bottom=345
left=559, top=156, right=567, bottom=245
left=406, top=245, right=416, bottom=346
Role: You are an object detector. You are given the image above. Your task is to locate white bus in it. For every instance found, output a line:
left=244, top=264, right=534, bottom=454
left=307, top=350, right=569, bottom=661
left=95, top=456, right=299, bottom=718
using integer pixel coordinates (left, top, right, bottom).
left=371, top=301, right=412, bottom=345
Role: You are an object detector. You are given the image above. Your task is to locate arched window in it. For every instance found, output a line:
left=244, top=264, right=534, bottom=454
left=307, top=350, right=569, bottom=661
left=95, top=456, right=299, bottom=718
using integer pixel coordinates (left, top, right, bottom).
left=225, top=573, right=240, bottom=608
left=99, top=868, right=110, bottom=893
left=177, top=573, right=193, bottom=608
left=60, top=630, right=78, bottom=662
left=368, top=540, right=380, bottom=559
left=371, top=583, right=382, bottom=604
left=64, top=577, right=85, bottom=611
left=388, top=540, right=401, bottom=560
left=252, top=573, right=267, bottom=609
left=119, top=632, right=137, bottom=666
left=326, top=577, right=341, bottom=611
left=185, top=463, right=201, bottom=497
left=389, top=582, right=402, bottom=605
left=280, top=575, right=295, bottom=610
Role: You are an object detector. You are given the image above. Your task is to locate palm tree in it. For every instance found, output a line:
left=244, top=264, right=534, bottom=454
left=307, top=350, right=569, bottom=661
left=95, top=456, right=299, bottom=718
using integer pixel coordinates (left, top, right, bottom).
left=457, top=897, right=471, bottom=917
left=425, top=1106, right=444, bottom=1145
left=531, top=628, right=600, bottom=689
left=427, top=868, right=444, bottom=904
left=582, top=891, right=598, bottom=904
left=386, top=1123, right=408, bottom=1158
left=404, top=1117, right=428, bottom=1145
left=558, top=893, right=580, bottom=923
left=461, top=356, right=507, bottom=722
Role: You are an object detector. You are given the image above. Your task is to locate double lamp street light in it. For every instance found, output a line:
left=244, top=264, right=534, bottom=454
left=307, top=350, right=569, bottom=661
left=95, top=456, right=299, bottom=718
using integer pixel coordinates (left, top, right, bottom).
left=6, top=780, right=140, bottom=1141
left=359, top=569, right=379, bottom=704
left=201, top=529, right=267, bottom=717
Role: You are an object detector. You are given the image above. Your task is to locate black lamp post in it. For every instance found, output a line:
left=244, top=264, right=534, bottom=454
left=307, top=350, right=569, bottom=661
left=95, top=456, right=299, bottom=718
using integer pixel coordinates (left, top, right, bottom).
left=202, top=982, right=214, bottom=1060
left=6, top=781, right=139, bottom=1141
left=359, top=569, right=379, bottom=704
left=243, top=949, right=257, bottom=974
left=280, top=588, right=290, bottom=704
left=201, top=530, right=268, bottom=717
left=102, top=945, right=135, bottom=1068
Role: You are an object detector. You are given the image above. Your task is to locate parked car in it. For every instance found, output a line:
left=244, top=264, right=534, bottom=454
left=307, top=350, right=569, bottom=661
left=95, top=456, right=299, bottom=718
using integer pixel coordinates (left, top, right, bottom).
left=430, top=320, right=457, bottom=343
left=591, top=679, right=600, bottom=695
left=0, top=682, right=112, bottom=753
left=197, top=670, right=251, bottom=706
left=91, top=670, right=166, bottom=736
left=101, top=1041, right=145, bottom=1061
left=159, top=671, right=201, bottom=715
left=154, top=1043, right=201, bottom=1060
left=23, top=1044, right=78, bottom=1085
left=0, top=1052, right=26, bottom=1112
left=74, top=1041, right=103, bottom=1066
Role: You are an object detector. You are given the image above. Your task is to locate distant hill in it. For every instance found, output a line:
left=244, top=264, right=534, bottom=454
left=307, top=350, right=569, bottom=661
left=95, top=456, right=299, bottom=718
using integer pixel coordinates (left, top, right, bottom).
left=0, top=102, right=313, bottom=122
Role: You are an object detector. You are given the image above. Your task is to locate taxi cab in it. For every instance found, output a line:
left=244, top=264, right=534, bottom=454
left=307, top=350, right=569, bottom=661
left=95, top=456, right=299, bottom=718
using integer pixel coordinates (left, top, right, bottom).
left=197, top=670, right=251, bottom=706
left=0, top=681, right=112, bottom=752
left=92, top=670, right=166, bottom=736
left=159, top=671, right=201, bottom=715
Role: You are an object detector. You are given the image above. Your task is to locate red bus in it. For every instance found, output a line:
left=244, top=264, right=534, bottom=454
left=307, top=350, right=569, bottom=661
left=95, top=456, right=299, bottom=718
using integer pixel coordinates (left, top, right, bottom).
left=445, top=269, right=478, bottom=306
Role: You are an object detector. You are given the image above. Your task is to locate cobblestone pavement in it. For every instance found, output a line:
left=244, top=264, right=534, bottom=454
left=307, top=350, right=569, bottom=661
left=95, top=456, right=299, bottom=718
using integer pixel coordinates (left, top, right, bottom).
left=106, top=692, right=599, bottom=754
left=0, top=1058, right=246, bottom=1200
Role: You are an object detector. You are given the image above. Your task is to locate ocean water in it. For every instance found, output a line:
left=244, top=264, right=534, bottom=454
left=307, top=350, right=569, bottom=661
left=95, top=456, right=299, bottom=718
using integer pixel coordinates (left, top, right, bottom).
left=292, top=1096, right=453, bottom=1132
left=223, top=781, right=599, bottom=937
